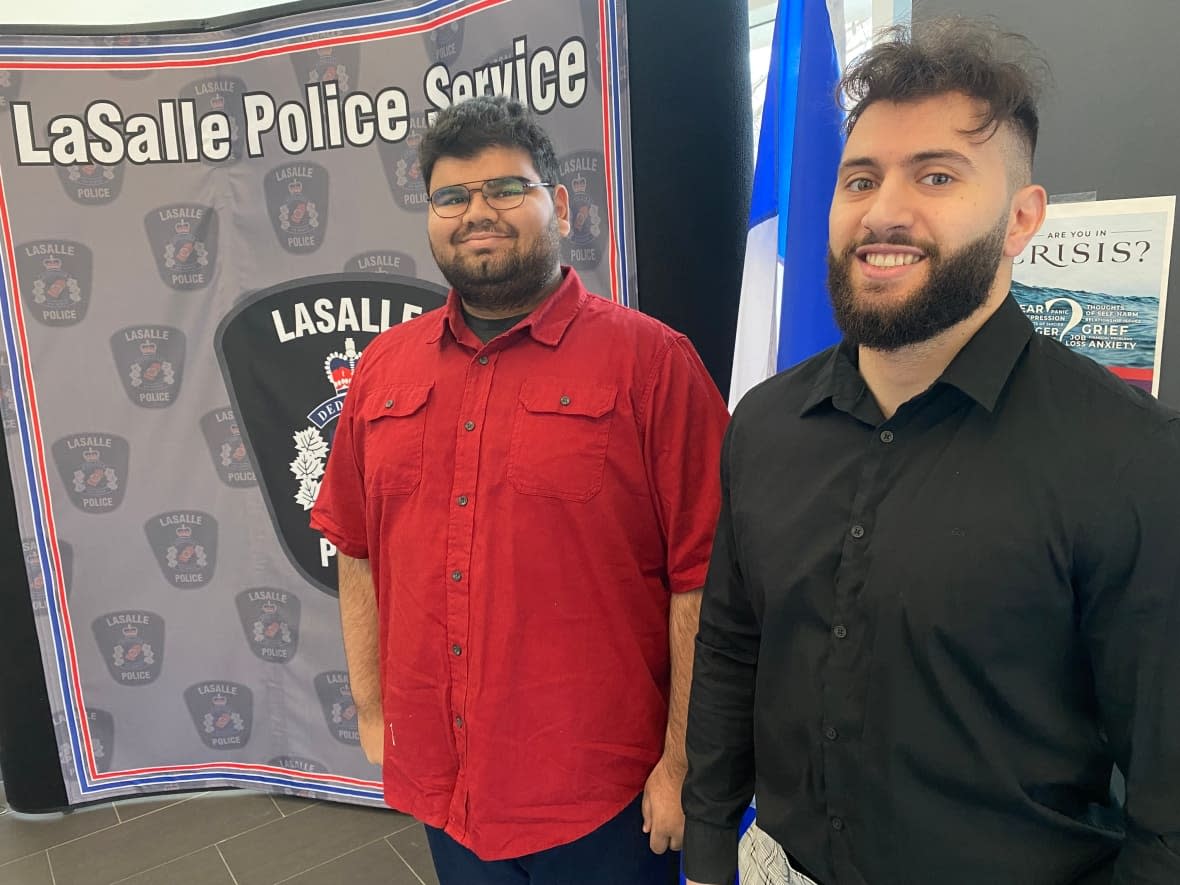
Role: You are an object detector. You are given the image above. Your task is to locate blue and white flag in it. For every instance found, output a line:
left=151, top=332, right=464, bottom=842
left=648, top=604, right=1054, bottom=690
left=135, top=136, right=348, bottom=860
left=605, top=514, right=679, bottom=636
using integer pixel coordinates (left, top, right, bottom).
left=730, top=0, right=845, bottom=409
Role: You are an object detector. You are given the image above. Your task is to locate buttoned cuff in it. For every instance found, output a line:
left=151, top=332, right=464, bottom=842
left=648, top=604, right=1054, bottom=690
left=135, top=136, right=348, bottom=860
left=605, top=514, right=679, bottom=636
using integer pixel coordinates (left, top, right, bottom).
left=683, top=818, right=738, bottom=885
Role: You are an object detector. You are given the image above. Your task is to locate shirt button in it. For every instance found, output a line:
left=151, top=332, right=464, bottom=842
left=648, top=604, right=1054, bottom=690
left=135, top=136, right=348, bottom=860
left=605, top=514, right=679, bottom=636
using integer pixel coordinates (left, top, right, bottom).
left=464, top=420, right=475, bottom=431
left=880, top=430, right=894, bottom=443
left=478, top=355, right=489, bottom=365
left=850, top=524, right=865, bottom=539
left=384, top=399, right=394, bottom=408
left=452, top=644, right=462, bottom=656
left=451, top=570, right=462, bottom=582
left=831, top=816, right=844, bottom=832
left=454, top=716, right=463, bottom=728
left=559, top=395, right=571, bottom=406
left=833, top=625, right=848, bottom=639
left=456, top=495, right=468, bottom=506
left=824, top=726, right=839, bottom=741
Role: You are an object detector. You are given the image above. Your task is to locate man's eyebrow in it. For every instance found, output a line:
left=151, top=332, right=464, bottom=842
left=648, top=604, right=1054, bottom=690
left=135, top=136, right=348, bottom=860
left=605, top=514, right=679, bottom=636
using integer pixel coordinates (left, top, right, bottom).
left=837, top=150, right=978, bottom=173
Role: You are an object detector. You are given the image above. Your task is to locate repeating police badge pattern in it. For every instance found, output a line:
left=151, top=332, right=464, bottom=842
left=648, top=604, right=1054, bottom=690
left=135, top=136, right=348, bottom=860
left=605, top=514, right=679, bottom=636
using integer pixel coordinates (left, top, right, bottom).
left=54, top=709, right=114, bottom=779
left=559, top=150, right=608, bottom=271
left=23, top=537, right=73, bottom=618
left=55, top=162, right=124, bottom=206
left=145, top=510, right=218, bottom=589
left=314, top=670, right=359, bottom=744
left=0, top=0, right=632, bottom=806
left=200, top=407, right=258, bottom=488
left=235, top=588, right=301, bottom=662
left=92, top=611, right=165, bottom=685
left=16, top=240, right=93, bottom=326
left=265, top=163, right=330, bottom=254
left=110, top=326, right=186, bottom=408
left=52, top=433, right=130, bottom=513
left=179, top=75, right=248, bottom=164
left=144, top=204, right=218, bottom=291
left=291, top=44, right=360, bottom=93
left=185, top=681, right=253, bottom=750
left=378, top=115, right=430, bottom=213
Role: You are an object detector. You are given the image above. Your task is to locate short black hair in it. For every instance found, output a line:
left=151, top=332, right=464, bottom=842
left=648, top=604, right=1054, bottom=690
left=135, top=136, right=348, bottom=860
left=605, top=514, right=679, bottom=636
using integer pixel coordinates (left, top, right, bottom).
left=418, top=96, right=560, bottom=192
left=839, top=17, right=1050, bottom=172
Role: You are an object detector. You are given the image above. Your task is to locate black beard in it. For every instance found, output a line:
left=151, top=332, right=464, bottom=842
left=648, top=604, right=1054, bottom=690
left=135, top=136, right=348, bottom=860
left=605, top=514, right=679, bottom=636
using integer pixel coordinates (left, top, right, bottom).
left=431, top=217, right=562, bottom=314
left=826, top=220, right=1008, bottom=351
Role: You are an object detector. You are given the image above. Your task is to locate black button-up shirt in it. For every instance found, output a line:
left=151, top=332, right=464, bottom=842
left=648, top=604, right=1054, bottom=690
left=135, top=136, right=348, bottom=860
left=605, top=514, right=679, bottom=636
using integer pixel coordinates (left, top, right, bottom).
left=683, top=296, right=1180, bottom=885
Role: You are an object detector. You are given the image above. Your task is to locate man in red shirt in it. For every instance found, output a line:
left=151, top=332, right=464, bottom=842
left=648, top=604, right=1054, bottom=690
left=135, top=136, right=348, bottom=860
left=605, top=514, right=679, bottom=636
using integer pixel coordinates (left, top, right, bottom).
left=311, top=95, right=728, bottom=884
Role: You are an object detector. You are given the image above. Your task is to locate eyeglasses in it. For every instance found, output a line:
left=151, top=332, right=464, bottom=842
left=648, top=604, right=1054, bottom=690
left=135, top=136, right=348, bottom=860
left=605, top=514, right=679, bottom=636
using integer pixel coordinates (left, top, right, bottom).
left=428, top=176, right=555, bottom=218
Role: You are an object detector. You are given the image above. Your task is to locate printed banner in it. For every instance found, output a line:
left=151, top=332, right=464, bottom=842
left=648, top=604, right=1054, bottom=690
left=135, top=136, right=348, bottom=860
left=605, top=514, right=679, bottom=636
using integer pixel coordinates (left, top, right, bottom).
left=0, top=0, right=633, bottom=806
left=1013, top=196, right=1175, bottom=395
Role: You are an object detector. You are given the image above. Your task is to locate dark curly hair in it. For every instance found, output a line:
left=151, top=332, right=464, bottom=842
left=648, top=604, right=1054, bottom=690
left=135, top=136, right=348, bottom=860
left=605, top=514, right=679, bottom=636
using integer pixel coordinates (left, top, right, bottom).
left=839, top=17, right=1051, bottom=177
left=418, top=96, right=560, bottom=192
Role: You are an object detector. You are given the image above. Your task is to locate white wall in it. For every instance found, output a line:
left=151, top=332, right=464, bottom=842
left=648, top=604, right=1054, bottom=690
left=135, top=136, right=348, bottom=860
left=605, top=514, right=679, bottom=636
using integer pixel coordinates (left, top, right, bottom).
left=3, top=0, right=287, bottom=26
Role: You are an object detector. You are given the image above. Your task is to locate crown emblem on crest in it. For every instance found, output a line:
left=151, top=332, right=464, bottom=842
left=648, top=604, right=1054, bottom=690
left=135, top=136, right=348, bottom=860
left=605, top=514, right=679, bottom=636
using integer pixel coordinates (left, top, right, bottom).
left=139, top=340, right=158, bottom=356
left=341, top=685, right=353, bottom=699
left=175, top=524, right=193, bottom=539
left=229, top=422, right=239, bottom=436
left=209, top=93, right=225, bottom=110
left=572, top=173, right=588, bottom=195
left=43, top=256, right=62, bottom=271
left=212, top=693, right=228, bottom=707
left=122, top=624, right=138, bottom=637
left=82, top=447, right=101, bottom=463
left=262, top=601, right=277, bottom=614
left=317, top=46, right=335, bottom=57
left=288, top=179, right=304, bottom=195
left=324, top=338, right=360, bottom=394
left=174, top=219, right=191, bottom=235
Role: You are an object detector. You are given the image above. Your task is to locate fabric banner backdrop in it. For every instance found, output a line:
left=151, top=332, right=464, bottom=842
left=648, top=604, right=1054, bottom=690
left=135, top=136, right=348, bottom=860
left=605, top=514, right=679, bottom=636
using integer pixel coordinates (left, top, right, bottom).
left=0, top=0, right=634, bottom=806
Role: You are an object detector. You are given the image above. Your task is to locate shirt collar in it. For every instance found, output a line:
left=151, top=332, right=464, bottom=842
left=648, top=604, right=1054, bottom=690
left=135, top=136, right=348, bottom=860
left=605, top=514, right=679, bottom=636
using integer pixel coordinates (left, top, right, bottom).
left=801, top=294, right=1034, bottom=417
left=426, top=267, right=589, bottom=348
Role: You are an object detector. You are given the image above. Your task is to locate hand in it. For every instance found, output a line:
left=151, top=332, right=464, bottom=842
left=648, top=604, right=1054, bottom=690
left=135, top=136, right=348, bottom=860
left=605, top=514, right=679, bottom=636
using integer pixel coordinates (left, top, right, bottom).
left=641, top=754, right=686, bottom=853
left=358, top=709, right=384, bottom=765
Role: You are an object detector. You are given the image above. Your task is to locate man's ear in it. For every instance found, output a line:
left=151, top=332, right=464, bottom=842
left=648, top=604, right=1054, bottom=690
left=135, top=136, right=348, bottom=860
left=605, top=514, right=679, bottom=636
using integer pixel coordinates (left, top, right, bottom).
left=1004, top=183, right=1047, bottom=258
left=553, top=184, right=571, bottom=237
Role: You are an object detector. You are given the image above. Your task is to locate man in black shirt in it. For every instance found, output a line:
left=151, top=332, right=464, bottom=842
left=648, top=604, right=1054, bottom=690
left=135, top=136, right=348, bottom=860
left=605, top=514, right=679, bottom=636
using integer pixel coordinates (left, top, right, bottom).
left=683, top=18, right=1180, bottom=885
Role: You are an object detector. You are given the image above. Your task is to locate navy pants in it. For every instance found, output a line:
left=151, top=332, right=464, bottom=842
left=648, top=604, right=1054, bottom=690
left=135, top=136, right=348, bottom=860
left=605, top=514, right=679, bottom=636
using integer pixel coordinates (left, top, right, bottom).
left=424, top=794, right=682, bottom=885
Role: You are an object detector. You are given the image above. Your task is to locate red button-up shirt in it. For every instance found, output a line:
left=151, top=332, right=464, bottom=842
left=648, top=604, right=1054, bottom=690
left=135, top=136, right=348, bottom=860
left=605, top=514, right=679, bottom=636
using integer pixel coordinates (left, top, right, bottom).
left=311, top=268, right=728, bottom=860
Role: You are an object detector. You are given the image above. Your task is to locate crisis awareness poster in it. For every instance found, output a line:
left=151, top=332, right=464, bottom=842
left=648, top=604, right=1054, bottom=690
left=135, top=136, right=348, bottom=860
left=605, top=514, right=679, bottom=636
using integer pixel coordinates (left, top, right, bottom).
left=0, top=0, right=633, bottom=806
left=1012, top=196, right=1175, bottom=395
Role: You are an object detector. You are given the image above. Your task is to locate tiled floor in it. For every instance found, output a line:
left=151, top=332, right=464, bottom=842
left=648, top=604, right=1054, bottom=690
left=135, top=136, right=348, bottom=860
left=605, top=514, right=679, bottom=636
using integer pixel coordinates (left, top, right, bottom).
left=0, top=783, right=440, bottom=885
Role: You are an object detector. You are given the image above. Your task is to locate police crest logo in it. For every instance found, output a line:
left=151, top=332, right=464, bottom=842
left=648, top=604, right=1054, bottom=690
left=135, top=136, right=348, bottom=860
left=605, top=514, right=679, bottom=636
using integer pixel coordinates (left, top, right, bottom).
left=291, top=43, right=360, bottom=93
left=56, top=162, right=124, bottom=206
left=200, top=407, right=258, bottom=488
left=145, top=510, right=218, bottom=589
left=16, top=240, right=93, bottom=327
left=144, top=204, right=218, bottom=292
left=265, top=163, right=329, bottom=255
left=344, top=250, right=416, bottom=277
left=215, top=274, right=446, bottom=595
left=0, top=70, right=21, bottom=112
left=559, top=151, right=608, bottom=271
left=52, top=433, right=130, bottom=513
left=235, top=588, right=301, bottom=663
left=379, top=115, right=429, bottom=213
left=314, top=670, right=359, bottom=744
left=23, top=536, right=73, bottom=618
left=179, top=75, right=248, bottom=164
left=424, top=20, right=464, bottom=63
left=54, top=708, right=115, bottom=779
left=92, top=610, right=165, bottom=685
left=185, top=681, right=254, bottom=750
left=110, top=326, right=186, bottom=409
